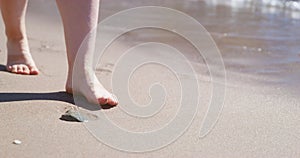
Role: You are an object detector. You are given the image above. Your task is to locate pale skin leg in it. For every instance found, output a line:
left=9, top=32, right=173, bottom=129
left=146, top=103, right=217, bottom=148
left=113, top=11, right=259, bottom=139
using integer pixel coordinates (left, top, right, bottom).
left=0, top=0, right=39, bottom=75
left=56, top=0, right=118, bottom=106
left=0, top=0, right=117, bottom=105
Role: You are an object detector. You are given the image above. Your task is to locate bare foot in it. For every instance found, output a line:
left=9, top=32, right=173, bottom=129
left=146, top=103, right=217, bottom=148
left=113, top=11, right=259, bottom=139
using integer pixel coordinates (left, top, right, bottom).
left=6, top=38, right=39, bottom=75
left=66, top=73, right=118, bottom=106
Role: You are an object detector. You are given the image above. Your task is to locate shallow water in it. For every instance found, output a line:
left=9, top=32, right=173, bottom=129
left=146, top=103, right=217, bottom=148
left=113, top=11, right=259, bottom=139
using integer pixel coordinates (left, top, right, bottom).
left=96, top=0, right=300, bottom=92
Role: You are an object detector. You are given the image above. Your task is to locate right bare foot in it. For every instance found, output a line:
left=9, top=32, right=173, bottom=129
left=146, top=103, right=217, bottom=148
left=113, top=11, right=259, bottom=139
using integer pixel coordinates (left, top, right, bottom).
left=6, top=38, right=39, bottom=75
left=65, top=73, right=118, bottom=106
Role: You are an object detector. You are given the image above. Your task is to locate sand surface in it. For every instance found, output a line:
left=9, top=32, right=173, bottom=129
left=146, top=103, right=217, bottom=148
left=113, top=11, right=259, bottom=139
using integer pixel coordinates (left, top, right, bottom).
left=0, top=0, right=300, bottom=157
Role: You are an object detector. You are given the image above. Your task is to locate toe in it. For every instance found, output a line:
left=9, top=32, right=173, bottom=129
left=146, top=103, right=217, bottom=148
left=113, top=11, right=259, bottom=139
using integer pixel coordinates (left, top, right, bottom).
left=29, top=67, right=39, bottom=75
left=22, top=66, right=30, bottom=75
left=107, top=94, right=118, bottom=106
left=107, top=99, right=118, bottom=106
left=11, top=65, right=18, bottom=73
left=98, top=94, right=118, bottom=106
left=6, top=65, right=12, bottom=71
left=98, top=97, right=108, bottom=105
left=17, top=66, right=24, bottom=74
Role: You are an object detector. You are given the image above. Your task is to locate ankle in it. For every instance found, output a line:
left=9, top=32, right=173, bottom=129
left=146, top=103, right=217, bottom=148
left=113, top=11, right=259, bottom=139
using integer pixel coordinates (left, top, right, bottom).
left=6, top=38, right=30, bottom=55
left=7, top=36, right=28, bottom=45
left=5, top=28, right=27, bottom=41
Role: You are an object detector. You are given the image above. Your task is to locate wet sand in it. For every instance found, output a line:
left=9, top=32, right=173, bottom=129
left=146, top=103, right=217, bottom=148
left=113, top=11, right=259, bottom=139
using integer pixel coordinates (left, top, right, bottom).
left=0, top=0, right=300, bottom=157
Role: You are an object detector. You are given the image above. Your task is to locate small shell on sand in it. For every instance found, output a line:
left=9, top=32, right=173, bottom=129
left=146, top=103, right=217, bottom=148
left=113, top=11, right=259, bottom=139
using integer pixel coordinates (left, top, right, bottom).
left=64, top=109, right=88, bottom=122
left=60, top=108, right=98, bottom=122
left=257, top=48, right=262, bottom=52
left=13, top=140, right=22, bottom=145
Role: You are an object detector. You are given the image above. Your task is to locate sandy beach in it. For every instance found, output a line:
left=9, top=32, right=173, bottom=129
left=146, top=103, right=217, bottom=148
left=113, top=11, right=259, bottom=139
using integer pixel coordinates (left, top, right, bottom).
left=1, top=0, right=300, bottom=157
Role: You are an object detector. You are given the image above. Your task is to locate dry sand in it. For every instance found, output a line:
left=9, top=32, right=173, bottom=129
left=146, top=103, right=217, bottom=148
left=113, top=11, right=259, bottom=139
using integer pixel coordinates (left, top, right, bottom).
left=0, top=0, right=300, bottom=157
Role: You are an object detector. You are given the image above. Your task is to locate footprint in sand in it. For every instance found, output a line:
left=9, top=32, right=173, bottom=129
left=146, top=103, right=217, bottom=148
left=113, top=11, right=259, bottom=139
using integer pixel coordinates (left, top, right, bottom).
left=96, top=63, right=114, bottom=75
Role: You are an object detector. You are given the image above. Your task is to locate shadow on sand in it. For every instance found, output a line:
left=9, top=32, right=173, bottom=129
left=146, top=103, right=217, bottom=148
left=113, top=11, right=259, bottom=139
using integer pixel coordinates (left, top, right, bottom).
left=0, top=91, right=115, bottom=110
left=0, top=64, right=7, bottom=72
left=0, top=91, right=74, bottom=104
left=0, top=64, right=115, bottom=122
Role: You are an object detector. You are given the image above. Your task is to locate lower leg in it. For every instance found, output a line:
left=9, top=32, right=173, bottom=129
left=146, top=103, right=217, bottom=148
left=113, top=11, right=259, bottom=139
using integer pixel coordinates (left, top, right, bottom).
left=0, top=0, right=38, bottom=75
left=56, top=0, right=118, bottom=106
